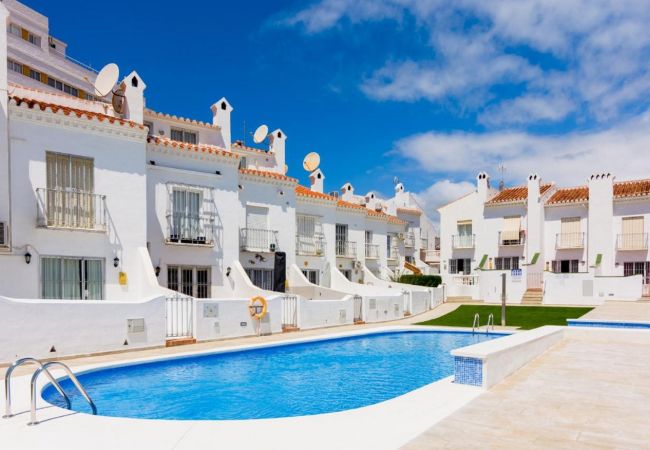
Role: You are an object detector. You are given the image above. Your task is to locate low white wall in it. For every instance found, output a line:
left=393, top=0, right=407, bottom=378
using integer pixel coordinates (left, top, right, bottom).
left=479, top=269, right=527, bottom=304
left=330, top=267, right=404, bottom=323
left=362, top=266, right=433, bottom=315
left=0, top=295, right=166, bottom=364
left=446, top=281, right=479, bottom=299
left=195, top=297, right=282, bottom=341
left=298, top=297, right=354, bottom=330
left=452, top=326, right=564, bottom=389
left=544, top=272, right=642, bottom=305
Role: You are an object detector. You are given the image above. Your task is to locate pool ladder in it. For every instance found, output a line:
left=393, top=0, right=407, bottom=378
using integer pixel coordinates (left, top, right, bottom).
left=3, top=357, right=96, bottom=425
left=472, top=313, right=495, bottom=335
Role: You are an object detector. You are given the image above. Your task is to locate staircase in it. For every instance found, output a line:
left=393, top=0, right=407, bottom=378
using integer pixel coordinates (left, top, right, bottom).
left=521, top=289, right=543, bottom=305
left=446, top=296, right=476, bottom=303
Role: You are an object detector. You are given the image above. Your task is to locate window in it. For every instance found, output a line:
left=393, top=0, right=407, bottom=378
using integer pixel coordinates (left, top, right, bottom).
left=9, top=23, right=21, bottom=37
left=450, top=258, right=471, bottom=274
left=405, top=255, right=415, bottom=264
left=301, top=269, right=319, bottom=285
left=551, top=260, right=579, bottom=273
left=167, top=266, right=210, bottom=298
left=501, top=216, right=522, bottom=244
left=45, top=152, right=95, bottom=228
left=27, top=32, right=42, bottom=47
left=296, top=214, right=323, bottom=255
left=170, top=188, right=203, bottom=243
left=245, top=268, right=274, bottom=290
left=7, top=60, right=22, bottom=74
left=171, top=128, right=198, bottom=144
left=41, top=257, right=103, bottom=300
left=365, top=230, right=373, bottom=245
left=335, top=224, right=349, bottom=256
left=28, top=68, right=41, bottom=81
left=340, top=269, right=352, bottom=281
left=456, top=220, right=473, bottom=247
left=63, top=84, right=78, bottom=97
left=495, top=257, right=519, bottom=270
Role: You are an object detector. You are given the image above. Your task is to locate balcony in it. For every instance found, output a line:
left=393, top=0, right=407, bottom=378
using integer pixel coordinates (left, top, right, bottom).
left=499, top=230, right=526, bottom=246
left=240, top=228, right=279, bottom=253
left=36, top=188, right=107, bottom=232
left=556, top=232, right=585, bottom=249
left=365, top=243, right=379, bottom=259
left=336, top=241, right=357, bottom=258
left=387, top=246, right=399, bottom=261
left=404, top=232, right=415, bottom=248
left=452, top=234, right=475, bottom=249
left=166, top=213, right=214, bottom=246
left=296, top=234, right=326, bottom=256
left=617, top=233, right=648, bottom=251
left=424, top=249, right=440, bottom=263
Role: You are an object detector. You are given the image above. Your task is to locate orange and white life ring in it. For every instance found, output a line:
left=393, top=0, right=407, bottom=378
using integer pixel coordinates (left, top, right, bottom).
left=248, top=296, right=267, bottom=320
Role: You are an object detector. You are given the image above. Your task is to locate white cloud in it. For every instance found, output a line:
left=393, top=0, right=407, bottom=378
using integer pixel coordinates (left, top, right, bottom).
left=279, top=0, right=650, bottom=127
left=413, top=179, right=475, bottom=215
left=394, top=109, right=650, bottom=187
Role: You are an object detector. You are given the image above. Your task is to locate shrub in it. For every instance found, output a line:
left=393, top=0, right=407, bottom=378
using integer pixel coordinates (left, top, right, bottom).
left=398, top=274, right=442, bottom=287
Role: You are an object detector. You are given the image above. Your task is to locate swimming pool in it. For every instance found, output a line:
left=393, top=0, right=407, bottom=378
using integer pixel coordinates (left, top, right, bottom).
left=43, top=330, right=501, bottom=420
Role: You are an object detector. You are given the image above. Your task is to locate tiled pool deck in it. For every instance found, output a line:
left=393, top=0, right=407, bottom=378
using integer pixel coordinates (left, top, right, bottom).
left=403, top=326, right=650, bottom=449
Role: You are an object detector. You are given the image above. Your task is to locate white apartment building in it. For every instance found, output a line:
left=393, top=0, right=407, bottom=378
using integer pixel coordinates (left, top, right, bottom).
left=0, top=1, right=442, bottom=362
left=440, top=171, right=649, bottom=305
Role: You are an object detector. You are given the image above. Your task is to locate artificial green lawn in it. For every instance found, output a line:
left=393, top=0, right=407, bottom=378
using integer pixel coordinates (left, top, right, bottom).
left=416, top=305, right=593, bottom=330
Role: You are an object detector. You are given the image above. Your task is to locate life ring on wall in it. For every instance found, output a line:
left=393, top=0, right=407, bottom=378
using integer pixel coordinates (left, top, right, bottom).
left=248, top=296, right=268, bottom=320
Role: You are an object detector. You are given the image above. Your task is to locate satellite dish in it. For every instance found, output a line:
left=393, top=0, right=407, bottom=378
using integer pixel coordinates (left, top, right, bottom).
left=112, top=87, right=126, bottom=114
left=253, top=124, right=269, bottom=144
left=303, top=152, right=320, bottom=172
left=94, top=63, right=119, bottom=97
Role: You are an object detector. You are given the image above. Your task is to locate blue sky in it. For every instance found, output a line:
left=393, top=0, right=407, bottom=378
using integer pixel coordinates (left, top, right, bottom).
left=24, top=0, right=650, bottom=218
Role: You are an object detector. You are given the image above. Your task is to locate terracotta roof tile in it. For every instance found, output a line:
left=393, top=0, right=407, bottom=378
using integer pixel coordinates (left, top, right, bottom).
left=144, top=108, right=218, bottom=129
left=295, top=185, right=337, bottom=202
left=486, top=183, right=553, bottom=205
left=148, top=135, right=236, bottom=159
left=614, top=178, right=650, bottom=199
left=232, top=141, right=270, bottom=155
left=239, top=168, right=297, bottom=183
left=546, top=186, right=589, bottom=205
left=337, top=199, right=367, bottom=211
left=9, top=95, right=145, bottom=130
left=397, top=207, right=422, bottom=215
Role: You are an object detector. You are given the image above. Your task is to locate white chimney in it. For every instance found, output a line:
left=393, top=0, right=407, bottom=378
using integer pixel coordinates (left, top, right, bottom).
left=211, top=97, right=233, bottom=151
left=394, top=182, right=408, bottom=207
left=365, top=191, right=379, bottom=210
left=268, top=129, right=286, bottom=173
left=341, top=182, right=354, bottom=201
left=526, top=173, right=542, bottom=264
left=476, top=172, right=490, bottom=202
left=588, top=173, right=615, bottom=275
left=310, top=168, right=325, bottom=193
left=121, top=71, right=146, bottom=125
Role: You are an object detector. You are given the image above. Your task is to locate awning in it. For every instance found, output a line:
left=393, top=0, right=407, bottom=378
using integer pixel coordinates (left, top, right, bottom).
left=501, top=216, right=521, bottom=241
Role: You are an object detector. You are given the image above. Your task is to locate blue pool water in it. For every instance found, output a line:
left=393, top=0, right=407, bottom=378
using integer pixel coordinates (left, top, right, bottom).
left=43, top=331, right=500, bottom=420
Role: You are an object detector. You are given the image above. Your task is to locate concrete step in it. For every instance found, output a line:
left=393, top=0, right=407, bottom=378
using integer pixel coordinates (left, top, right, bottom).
left=446, top=296, right=477, bottom=303
left=165, top=337, right=197, bottom=347
left=521, top=289, right=543, bottom=305
left=282, top=325, right=300, bottom=333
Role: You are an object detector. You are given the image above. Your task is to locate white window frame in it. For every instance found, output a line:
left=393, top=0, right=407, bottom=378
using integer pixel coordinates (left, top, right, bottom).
left=41, top=256, right=104, bottom=300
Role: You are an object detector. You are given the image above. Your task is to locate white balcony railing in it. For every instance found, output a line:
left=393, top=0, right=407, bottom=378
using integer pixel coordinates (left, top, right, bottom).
left=452, top=234, right=475, bottom=249
left=404, top=232, right=415, bottom=248
left=336, top=241, right=356, bottom=258
left=617, top=233, right=648, bottom=251
left=166, top=212, right=214, bottom=246
left=36, top=188, right=107, bottom=231
left=296, top=234, right=326, bottom=256
left=365, top=243, right=379, bottom=259
left=499, top=230, right=526, bottom=246
left=556, top=232, right=584, bottom=249
left=452, top=275, right=479, bottom=285
left=387, top=246, right=399, bottom=260
left=425, top=249, right=440, bottom=262
left=240, top=228, right=279, bottom=252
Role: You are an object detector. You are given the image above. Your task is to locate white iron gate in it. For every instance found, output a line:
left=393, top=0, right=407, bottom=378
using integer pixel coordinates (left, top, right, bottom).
left=353, top=295, right=363, bottom=322
left=281, top=295, right=298, bottom=329
left=166, top=294, right=194, bottom=338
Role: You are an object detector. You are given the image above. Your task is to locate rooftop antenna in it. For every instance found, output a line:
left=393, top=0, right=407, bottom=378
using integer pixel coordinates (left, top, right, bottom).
left=497, top=162, right=506, bottom=191
left=242, top=120, right=247, bottom=146
left=303, top=152, right=321, bottom=172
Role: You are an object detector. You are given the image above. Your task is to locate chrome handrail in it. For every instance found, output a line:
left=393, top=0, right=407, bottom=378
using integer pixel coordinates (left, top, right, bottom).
left=472, top=313, right=480, bottom=334
left=3, top=357, right=70, bottom=418
left=486, top=313, right=494, bottom=335
left=29, top=361, right=96, bottom=426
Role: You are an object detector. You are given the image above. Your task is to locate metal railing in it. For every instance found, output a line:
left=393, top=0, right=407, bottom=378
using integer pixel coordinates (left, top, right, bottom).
left=486, top=313, right=494, bottom=334
left=453, top=275, right=479, bottom=285
left=166, top=294, right=194, bottom=339
left=404, top=232, right=415, bottom=248
left=281, top=295, right=298, bottom=330
left=452, top=234, right=475, bottom=249
left=556, top=232, right=585, bottom=249
left=4, top=357, right=70, bottom=419
left=296, top=234, right=326, bottom=256
left=616, top=233, right=648, bottom=251
left=365, top=243, right=379, bottom=259
left=29, top=361, right=96, bottom=425
left=499, top=230, right=526, bottom=246
left=240, top=228, right=279, bottom=253
left=387, top=246, right=399, bottom=260
left=336, top=241, right=357, bottom=258
left=36, top=188, right=107, bottom=231
left=353, top=295, right=363, bottom=323
left=166, top=212, right=214, bottom=245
